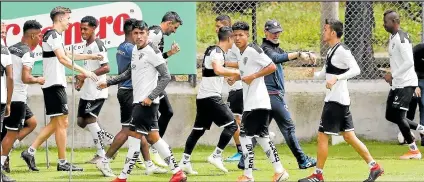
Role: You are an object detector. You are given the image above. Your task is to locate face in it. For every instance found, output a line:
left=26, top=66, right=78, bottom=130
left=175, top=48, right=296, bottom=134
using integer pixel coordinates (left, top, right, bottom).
left=80, top=22, right=95, bottom=41
left=383, top=15, right=394, bottom=33
left=1, top=22, right=6, bottom=39
left=29, top=29, right=42, bottom=47
left=265, top=31, right=281, bottom=43
left=60, top=13, right=71, bottom=30
left=164, top=21, right=180, bottom=36
left=215, top=21, right=225, bottom=33
left=132, top=28, right=149, bottom=47
left=323, top=24, right=334, bottom=42
left=233, top=30, right=248, bottom=49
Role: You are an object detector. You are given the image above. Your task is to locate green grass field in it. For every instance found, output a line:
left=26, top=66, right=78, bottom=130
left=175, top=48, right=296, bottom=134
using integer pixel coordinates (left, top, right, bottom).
left=4, top=141, right=424, bottom=181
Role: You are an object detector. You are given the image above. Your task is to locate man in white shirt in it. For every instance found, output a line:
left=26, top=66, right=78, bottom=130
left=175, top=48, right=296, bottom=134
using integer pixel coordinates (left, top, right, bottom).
left=228, top=21, right=289, bottom=182
left=382, top=10, right=423, bottom=159
left=299, top=19, right=383, bottom=182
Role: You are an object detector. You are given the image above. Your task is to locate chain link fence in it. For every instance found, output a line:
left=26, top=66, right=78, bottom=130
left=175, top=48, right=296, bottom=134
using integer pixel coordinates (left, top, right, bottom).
left=196, top=1, right=424, bottom=80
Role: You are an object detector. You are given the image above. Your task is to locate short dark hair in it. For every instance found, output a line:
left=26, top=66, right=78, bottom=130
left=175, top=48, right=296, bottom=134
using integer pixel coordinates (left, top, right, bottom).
left=215, top=14, right=231, bottom=25
left=383, top=9, right=400, bottom=24
left=325, top=19, right=343, bottom=38
left=124, top=18, right=137, bottom=35
left=50, top=6, right=71, bottom=21
left=81, top=16, right=97, bottom=27
left=161, top=11, right=183, bottom=25
left=218, top=26, right=233, bottom=41
left=232, top=21, right=249, bottom=31
left=132, top=20, right=149, bottom=31
left=23, top=20, right=42, bottom=33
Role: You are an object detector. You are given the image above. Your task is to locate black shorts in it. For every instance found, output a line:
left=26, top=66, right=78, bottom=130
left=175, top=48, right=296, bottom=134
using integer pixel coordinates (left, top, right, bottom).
left=77, top=99, right=105, bottom=118
left=318, top=101, right=354, bottom=135
left=42, top=85, right=68, bottom=117
left=117, top=88, right=133, bottom=126
left=4, top=102, right=26, bottom=131
left=1, top=104, right=5, bottom=123
left=194, top=96, right=234, bottom=130
left=240, top=109, right=270, bottom=137
left=24, top=104, right=34, bottom=120
left=130, top=103, right=159, bottom=135
left=386, top=87, right=415, bottom=111
left=227, top=89, right=243, bottom=115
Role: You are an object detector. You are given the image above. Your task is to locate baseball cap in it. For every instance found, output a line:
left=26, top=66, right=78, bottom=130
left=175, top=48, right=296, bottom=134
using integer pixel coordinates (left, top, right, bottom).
left=264, top=20, right=283, bottom=33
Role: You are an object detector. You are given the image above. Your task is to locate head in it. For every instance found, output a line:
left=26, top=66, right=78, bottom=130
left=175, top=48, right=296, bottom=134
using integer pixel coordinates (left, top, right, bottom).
left=50, top=6, right=72, bottom=30
left=323, top=19, right=343, bottom=43
left=23, top=20, right=43, bottom=47
left=80, top=16, right=97, bottom=41
left=131, top=20, right=149, bottom=47
left=215, top=15, right=231, bottom=33
left=123, top=18, right=137, bottom=41
left=218, top=26, right=234, bottom=48
left=264, top=20, right=283, bottom=44
left=1, top=21, right=6, bottom=40
left=161, top=11, right=183, bottom=35
left=383, top=10, right=400, bottom=34
left=232, top=21, right=249, bottom=49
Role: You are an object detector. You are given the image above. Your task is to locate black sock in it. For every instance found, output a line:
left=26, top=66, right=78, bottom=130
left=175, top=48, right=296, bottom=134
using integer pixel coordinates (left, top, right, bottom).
left=236, top=144, right=242, bottom=153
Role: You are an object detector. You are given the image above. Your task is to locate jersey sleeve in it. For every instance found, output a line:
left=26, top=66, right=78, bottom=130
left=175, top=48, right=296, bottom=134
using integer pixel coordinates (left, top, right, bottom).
left=148, top=30, right=162, bottom=49
left=255, top=49, right=273, bottom=68
left=148, top=51, right=166, bottom=68
left=392, top=36, right=414, bottom=78
left=1, top=47, right=12, bottom=67
left=208, top=50, right=225, bottom=69
left=22, top=52, right=36, bottom=69
left=46, top=33, right=64, bottom=51
left=335, top=49, right=360, bottom=80
left=226, top=46, right=240, bottom=62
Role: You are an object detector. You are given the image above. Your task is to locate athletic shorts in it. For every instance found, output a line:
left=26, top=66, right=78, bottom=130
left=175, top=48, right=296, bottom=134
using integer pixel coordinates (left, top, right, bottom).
left=318, top=101, right=354, bottom=135
left=386, top=87, right=415, bottom=111
left=240, top=109, right=270, bottom=137
left=117, top=88, right=133, bottom=126
left=42, top=85, right=68, bottom=117
left=0, top=104, right=4, bottom=132
left=227, top=89, right=243, bottom=115
left=3, top=101, right=26, bottom=131
left=24, top=104, right=34, bottom=120
left=130, top=103, right=159, bottom=135
left=77, top=99, right=106, bottom=118
left=194, top=96, right=234, bottom=130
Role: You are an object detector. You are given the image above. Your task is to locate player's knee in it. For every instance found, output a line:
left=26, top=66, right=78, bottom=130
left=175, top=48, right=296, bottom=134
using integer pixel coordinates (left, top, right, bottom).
left=342, top=132, right=356, bottom=143
left=26, top=117, right=37, bottom=129
left=224, top=122, right=237, bottom=135
left=147, top=132, right=160, bottom=144
left=56, top=116, right=69, bottom=129
left=77, top=118, right=87, bottom=129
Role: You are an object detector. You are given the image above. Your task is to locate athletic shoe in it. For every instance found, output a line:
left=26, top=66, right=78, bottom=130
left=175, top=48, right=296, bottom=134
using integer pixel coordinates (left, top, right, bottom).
left=150, top=148, right=167, bottom=168
left=179, top=160, right=198, bottom=175
left=3, top=156, right=10, bottom=173
left=399, top=150, right=422, bottom=160
left=145, top=165, right=167, bottom=175
left=207, top=154, right=228, bottom=173
left=226, top=152, right=242, bottom=162
left=111, top=177, right=126, bottom=182
left=298, top=173, right=324, bottom=182
left=273, top=170, right=290, bottom=182
left=299, top=156, right=317, bottom=169
left=135, top=156, right=146, bottom=169
left=96, top=160, right=116, bottom=177
left=57, top=162, right=83, bottom=171
left=363, top=163, right=384, bottom=182
left=237, top=175, right=254, bottom=182
left=169, top=170, right=187, bottom=182
left=1, top=171, right=15, bottom=182
left=21, top=150, right=39, bottom=171
left=86, top=154, right=103, bottom=164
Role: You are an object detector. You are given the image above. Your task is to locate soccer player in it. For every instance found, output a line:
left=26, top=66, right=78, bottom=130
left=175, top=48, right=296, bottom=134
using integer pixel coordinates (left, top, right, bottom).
left=229, top=21, right=289, bottom=182
left=1, top=21, right=15, bottom=182
left=298, top=19, right=383, bottom=182
left=382, top=10, right=423, bottom=159
left=178, top=26, right=238, bottom=174
left=21, top=6, right=102, bottom=172
left=147, top=11, right=182, bottom=167
left=96, top=20, right=186, bottom=182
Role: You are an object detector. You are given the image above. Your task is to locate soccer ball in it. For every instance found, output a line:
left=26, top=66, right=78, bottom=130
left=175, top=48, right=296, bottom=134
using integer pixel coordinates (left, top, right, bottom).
left=397, top=131, right=415, bottom=145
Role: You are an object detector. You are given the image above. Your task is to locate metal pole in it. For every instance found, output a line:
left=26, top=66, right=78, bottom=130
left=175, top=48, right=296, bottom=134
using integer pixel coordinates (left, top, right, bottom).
left=421, top=2, right=424, bottom=43
left=69, top=45, right=75, bottom=181
left=252, top=2, right=257, bottom=44
left=44, top=105, right=49, bottom=169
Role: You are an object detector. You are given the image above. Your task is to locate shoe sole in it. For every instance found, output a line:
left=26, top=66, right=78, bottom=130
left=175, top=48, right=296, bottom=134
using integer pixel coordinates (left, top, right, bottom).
left=275, top=172, right=290, bottom=182
left=399, top=155, right=422, bottom=160
left=207, top=158, right=228, bottom=173
left=57, top=169, right=84, bottom=171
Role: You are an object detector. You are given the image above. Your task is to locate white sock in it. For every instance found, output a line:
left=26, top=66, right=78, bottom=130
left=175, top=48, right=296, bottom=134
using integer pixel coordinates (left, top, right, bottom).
left=87, top=122, right=106, bottom=157
left=256, top=136, right=284, bottom=173
left=1, top=155, right=7, bottom=166
left=409, top=142, right=418, bottom=151
left=368, top=160, right=376, bottom=169
left=119, top=137, right=141, bottom=179
left=151, top=145, right=159, bottom=154
left=314, top=167, right=323, bottom=174
left=212, top=147, right=223, bottom=158
left=240, top=136, right=254, bottom=178
left=58, top=159, right=67, bottom=165
left=145, top=160, right=154, bottom=168
left=152, top=139, right=180, bottom=174
left=182, top=153, right=191, bottom=163
left=28, top=146, right=36, bottom=156
left=100, top=128, right=115, bottom=145
left=416, top=125, right=424, bottom=134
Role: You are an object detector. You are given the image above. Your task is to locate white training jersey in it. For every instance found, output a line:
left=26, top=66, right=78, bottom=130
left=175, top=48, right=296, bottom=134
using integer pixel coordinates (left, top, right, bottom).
left=1, top=44, right=12, bottom=104
left=80, top=39, right=109, bottom=100
left=131, top=43, right=166, bottom=104
left=42, top=29, right=67, bottom=88
left=226, top=43, right=243, bottom=91
left=238, top=44, right=273, bottom=111
left=388, top=30, right=418, bottom=88
left=9, top=42, right=35, bottom=103
left=197, top=46, right=225, bottom=99
left=314, top=43, right=360, bottom=106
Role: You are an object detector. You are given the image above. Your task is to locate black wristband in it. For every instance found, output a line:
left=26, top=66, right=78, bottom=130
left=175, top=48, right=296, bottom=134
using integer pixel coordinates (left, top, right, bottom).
left=162, top=52, right=169, bottom=59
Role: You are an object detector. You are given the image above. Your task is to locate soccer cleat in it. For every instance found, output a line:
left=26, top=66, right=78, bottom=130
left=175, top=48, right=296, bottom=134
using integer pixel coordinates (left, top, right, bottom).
left=169, top=170, right=187, bottom=182
left=145, top=165, right=168, bottom=175
left=237, top=175, right=254, bottom=182
left=298, top=173, right=324, bottom=182
left=96, top=160, right=116, bottom=177
left=363, top=163, right=384, bottom=182
left=299, top=156, right=317, bottom=169
left=226, top=152, right=242, bottom=162
left=399, top=150, right=422, bottom=160
left=111, top=177, right=127, bottom=182
left=86, top=154, right=104, bottom=164
left=207, top=154, right=228, bottom=173
left=179, top=160, right=198, bottom=175
left=1, top=171, right=16, bottom=182
left=151, top=148, right=168, bottom=168
left=273, top=170, right=290, bottom=182
left=3, top=156, right=10, bottom=173
left=21, top=150, right=39, bottom=171
left=57, top=162, right=84, bottom=171
left=135, top=156, right=146, bottom=169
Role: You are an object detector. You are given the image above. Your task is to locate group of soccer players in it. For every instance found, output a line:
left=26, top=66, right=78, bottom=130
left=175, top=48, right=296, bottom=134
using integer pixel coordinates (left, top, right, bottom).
left=1, top=5, right=424, bottom=182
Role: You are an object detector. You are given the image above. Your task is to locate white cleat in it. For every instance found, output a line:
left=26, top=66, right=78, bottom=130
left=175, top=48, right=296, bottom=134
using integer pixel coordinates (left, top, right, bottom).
left=150, top=148, right=168, bottom=168
left=145, top=165, right=168, bottom=175
left=207, top=155, right=228, bottom=173
left=96, top=159, right=116, bottom=177
left=179, top=160, right=198, bottom=175
left=273, top=170, right=289, bottom=182
left=135, top=156, right=147, bottom=170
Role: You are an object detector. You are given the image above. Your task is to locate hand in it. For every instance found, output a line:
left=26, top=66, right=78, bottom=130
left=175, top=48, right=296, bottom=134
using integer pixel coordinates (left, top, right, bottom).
left=326, top=76, right=337, bottom=89
left=169, top=41, right=180, bottom=55
left=416, top=87, right=422, bottom=97
left=384, top=72, right=393, bottom=85
left=84, top=71, right=98, bottom=82
left=299, top=51, right=317, bottom=65
left=37, top=77, right=45, bottom=85
left=226, top=77, right=236, bottom=86
left=76, top=73, right=86, bottom=81
left=307, top=68, right=315, bottom=78
left=91, top=54, right=104, bottom=61
left=242, top=75, right=256, bottom=85
left=74, top=76, right=84, bottom=91
left=141, top=98, right=153, bottom=106
left=5, top=104, right=11, bottom=117
left=96, top=80, right=107, bottom=90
